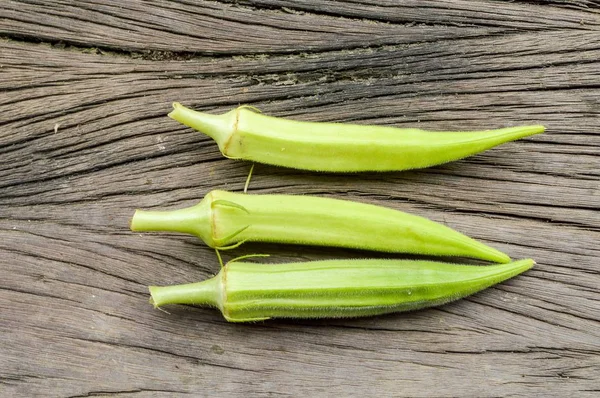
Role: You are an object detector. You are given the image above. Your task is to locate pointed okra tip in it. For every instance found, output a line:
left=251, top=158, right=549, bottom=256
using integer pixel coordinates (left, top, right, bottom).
left=503, top=258, right=536, bottom=279
left=518, top=258, right=536, bottom=271
left=492, top=124, right=545, bottom=142
left=520, top=125, right=546, bottom=137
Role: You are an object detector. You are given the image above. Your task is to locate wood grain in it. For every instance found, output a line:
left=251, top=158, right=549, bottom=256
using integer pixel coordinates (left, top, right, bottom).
left=1, top=1, right=599, bottom=397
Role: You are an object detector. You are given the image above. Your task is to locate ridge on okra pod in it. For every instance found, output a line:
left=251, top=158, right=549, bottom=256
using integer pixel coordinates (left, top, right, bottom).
left=168, top=102, right=545, bottom=172
left=130, top=190, right=511, bottom=264
left=148, top=258, right=535, bottom=322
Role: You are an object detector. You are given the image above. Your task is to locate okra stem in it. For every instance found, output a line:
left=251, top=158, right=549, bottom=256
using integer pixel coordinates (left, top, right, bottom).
left=131, top=200, right=213, bottom=245
left=169, top=102, right=234, bottom=149
left=149, top=276, right=220, bottom=307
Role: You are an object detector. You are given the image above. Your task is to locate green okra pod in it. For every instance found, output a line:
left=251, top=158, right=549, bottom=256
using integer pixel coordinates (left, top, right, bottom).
left=131, top=190, right=510, bottom=263
left=169, top=102, right=545, bottom=172
left=149, top=258, right=535, bottom=322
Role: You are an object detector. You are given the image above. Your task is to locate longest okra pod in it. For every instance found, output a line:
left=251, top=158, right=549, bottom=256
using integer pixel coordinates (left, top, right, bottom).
left=169, top=103, right=545, bottom=172
left=149, top=258, right=535, bottom=322
left=131, top=190, right=511, bottom=263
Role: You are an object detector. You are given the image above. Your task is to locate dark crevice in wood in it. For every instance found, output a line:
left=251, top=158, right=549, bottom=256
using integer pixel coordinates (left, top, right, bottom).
left=224, top=0, right=599, bottom=28
left=528, top=296, right=600, bottom=324
left=532, top=274, right=599, bottom=293
left=0, top=24, right=532, bottom=59
left=4, top=245, right=145, bottom=287
left=98, top=239, right=213, bottom=273
left=0, top=147, right=220, bottom=193
left=44, top=276, right=144, bottom=300
left=0, top=85, right=179, bottom=129
left=443, top=207, right=600, bottom=232
left=67, top=389, right=191, bottom=398
left=507, top=0, right=600, bottom=11
left=0, top=285, right=81, bottom=305
left=468, top=299, right=582, bottom=332
left=34, top=117, right=168, bottom=159
left=501, top=200, right=600, bottom=213
left=221, top=0, right=483, bottom=28
left=63, top=334, right=263, bottom=373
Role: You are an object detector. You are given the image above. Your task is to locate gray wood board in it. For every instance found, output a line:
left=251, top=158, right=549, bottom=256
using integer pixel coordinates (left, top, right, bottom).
left=1, top=1, right=599, bottom=397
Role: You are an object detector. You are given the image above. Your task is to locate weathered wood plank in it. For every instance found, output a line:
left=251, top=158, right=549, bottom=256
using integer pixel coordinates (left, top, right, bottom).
left=1, top=1, right=599, bottom=397
left=4, top=0, right=598, bottom=56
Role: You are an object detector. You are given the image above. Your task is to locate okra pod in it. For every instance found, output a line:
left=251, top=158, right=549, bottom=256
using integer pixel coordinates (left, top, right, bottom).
left=169, top=103, right=545, bottom=172
left=131, top=190, right=510, bottom=263
left=149, top=258, right=534, bottom=322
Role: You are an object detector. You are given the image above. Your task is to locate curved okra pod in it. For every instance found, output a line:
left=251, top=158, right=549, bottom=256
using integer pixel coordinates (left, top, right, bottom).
left=149, top=258, right=535, bottom=322
left=169, top=102, right=545, bottom=172
left=130, top=190, right=510, bottom=263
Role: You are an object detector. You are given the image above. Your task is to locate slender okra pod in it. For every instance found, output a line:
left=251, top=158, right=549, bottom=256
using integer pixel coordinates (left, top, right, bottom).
left=131, top=190, right=510, bottom=263
left=149, top=258, right=534, bottom=322
left=169, top=103, right=545, bottom=172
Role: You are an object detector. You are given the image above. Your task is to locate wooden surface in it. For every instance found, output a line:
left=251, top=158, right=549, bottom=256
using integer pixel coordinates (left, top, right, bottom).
left=1, top=1, right=599, bottom=397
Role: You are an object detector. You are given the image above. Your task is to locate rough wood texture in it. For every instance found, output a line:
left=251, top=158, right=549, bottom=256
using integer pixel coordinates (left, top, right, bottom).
left=1, top=1, right=599, bottom=397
